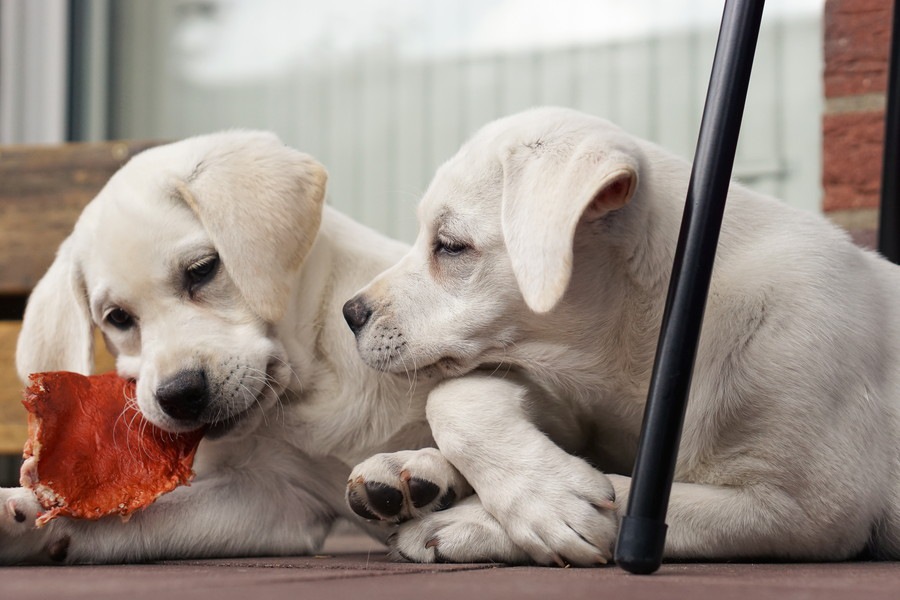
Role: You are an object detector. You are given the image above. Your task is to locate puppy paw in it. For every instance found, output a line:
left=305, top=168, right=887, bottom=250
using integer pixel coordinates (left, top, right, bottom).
left=0, top=487, right=41, bottom=535
left=483, top=455, right=618, bottom=566
left=347, top=448, right=473, bottom=523
left=0, top=487, right=64, bottom=564
left=390, top=495, right=530, bottom=564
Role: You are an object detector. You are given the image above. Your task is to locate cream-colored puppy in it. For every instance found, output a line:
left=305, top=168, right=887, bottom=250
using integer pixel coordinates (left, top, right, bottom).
left=1, top=131, right=441, bottom=563
left=344, top=107, right=900, bottom=565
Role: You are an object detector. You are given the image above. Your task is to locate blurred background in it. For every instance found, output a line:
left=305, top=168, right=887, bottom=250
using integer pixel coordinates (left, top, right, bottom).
left=2, top=0, right=825, bottom=242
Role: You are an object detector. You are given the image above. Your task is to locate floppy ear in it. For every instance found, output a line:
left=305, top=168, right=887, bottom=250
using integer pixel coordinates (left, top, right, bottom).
left=16, top=237, right=94, bottom=382
left=174, top=132, right=328, bottom=323
left=500, top=134, right=638, bottom=314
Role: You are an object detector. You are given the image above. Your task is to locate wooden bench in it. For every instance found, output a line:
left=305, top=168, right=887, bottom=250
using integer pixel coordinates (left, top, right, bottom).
left=0, top=140, right=160, bottom=456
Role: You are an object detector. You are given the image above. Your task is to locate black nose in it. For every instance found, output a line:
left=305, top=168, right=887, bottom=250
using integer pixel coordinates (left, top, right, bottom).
left=342, top=296, right=372, bottom=335
left=156, top=369, right=209, bottom=422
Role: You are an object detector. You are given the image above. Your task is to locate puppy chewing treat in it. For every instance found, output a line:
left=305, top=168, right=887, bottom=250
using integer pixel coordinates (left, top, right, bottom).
left=3, top=130, right=438, bottom=565
left=21, top=371, right=205, bottom=526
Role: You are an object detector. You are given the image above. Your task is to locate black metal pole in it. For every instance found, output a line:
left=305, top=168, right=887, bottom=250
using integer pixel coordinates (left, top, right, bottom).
left=615, top=0, right=765, bottom=575
left=878, top=0, right=900, bottom=263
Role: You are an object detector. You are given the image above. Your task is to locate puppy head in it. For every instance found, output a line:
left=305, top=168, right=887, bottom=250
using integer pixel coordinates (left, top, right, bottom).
left=345, top=107, right=639, bottom=375
left=17, top=131, right=327, bottom=435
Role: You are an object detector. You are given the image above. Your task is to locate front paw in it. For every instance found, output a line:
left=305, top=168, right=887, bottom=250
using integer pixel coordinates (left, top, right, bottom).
left=484, top=456, right=618, bottom=567
left=1, top=487, right=41, bottom=535
left=0, top=487, right=66, bottom=564
left=390, top=487, right=615, bottom=567
left=390, top=495, right=530, bottom=564
left=347, top=448, right=472, bottom=523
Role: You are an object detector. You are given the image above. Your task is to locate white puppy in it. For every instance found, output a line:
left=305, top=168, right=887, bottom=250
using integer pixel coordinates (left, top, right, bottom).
left=1, top=131, right=443, bottom=564
left=344, top=107, right=900, bottom=566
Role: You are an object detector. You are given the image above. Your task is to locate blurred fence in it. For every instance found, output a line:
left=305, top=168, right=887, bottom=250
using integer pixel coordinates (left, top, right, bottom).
left=109, top=2, right=822, bottom=242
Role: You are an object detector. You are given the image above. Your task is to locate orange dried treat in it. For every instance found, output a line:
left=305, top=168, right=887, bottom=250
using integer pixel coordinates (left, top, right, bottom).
left=20, top=371, right=205, bottom=526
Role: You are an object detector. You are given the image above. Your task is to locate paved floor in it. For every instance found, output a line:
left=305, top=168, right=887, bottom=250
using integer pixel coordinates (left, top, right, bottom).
left=3, top=533, right=898, bottom=600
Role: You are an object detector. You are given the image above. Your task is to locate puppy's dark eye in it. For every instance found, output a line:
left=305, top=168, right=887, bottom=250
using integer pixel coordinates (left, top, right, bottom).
left=434, top=238, right=468, bottom=257
left=186, top=254, right=219, bottom=292
left=106, top=308, right=134, bottom=331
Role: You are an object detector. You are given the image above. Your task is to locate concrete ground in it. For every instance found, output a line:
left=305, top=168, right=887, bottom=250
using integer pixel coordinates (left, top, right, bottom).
left=4, top=533, right=898, bottom=600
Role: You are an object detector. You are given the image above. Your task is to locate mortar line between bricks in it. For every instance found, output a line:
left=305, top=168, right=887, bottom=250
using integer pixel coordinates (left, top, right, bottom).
left=825, top=92, right=887, bottom=114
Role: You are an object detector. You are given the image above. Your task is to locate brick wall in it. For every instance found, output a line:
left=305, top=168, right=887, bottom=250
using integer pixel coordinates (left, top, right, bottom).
left=823, top=0, right=893, bottom=248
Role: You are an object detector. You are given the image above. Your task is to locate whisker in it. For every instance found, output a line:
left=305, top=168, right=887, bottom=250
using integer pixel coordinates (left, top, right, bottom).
left=243, top=366, right=286, bottom=425
left=117, top=387, right=146, bottom=463
left=267, top=354, right=303, bottom=394
left=397, top=347, right=418, bottom=398
left=238, top=381, right=269, bottom=427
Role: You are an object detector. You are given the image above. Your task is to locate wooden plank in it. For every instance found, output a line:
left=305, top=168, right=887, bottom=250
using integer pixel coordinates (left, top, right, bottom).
left=0, top=140, right=161, bottom=296
left=0, top=321, right=30, bottom=455
left=0, top=321, right=117, bottom=455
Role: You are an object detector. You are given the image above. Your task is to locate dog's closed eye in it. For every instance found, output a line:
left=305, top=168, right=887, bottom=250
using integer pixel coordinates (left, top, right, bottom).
left=433, top=238, right=469, bottom=257
left=185, top=254, right=219, bottom=297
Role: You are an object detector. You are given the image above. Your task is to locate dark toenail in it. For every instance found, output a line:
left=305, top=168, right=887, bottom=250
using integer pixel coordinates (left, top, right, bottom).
left=364, top=481, right=404, bottom=517
left=347, top=487, right=381, bottom=521
left=434, top=488, right=457, bottom=511
left=408, top=478, right=440, bottom=508
left=13, top=509, right=26, bottom=523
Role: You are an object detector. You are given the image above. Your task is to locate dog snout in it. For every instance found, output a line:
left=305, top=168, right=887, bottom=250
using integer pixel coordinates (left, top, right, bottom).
left=156, top=369, right=209, bottom=422
left=342, top=295, right=373, bottom=335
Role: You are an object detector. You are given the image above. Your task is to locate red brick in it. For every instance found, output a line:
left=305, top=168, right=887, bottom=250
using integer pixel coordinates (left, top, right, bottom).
left=822, top=110, right=885, bottom=211
left=824, top=0, right=892, bottom=98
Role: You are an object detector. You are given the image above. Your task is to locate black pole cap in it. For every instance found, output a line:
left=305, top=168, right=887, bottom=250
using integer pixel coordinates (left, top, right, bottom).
left=615, top=516, right=668, bottom=574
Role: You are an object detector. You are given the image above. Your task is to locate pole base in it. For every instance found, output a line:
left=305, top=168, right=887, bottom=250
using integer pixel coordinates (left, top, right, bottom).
left=615, top=516, right=668, bottom=574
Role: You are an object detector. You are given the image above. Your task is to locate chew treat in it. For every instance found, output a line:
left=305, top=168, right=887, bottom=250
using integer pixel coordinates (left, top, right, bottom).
left=20, top=371, right=206, bottom=526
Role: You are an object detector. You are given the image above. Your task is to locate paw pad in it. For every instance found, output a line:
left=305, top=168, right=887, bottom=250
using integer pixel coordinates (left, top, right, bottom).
left=347, top=474, right=458, bottom=522
left=346, top=449, right=471, bottom=523
left=407, top=476, right=440, bottom=508
left=363, top=482, right=404, bottom=517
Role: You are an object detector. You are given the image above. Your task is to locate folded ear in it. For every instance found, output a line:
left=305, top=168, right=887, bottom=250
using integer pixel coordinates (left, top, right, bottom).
left=16, top=237, right=94, bottom=382
left=173, top=131, right=328, bottom=323
left=500, top=133, right=638, bottom=313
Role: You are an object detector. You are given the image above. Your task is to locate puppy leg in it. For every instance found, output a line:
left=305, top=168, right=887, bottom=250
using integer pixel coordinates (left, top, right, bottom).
left=605, top=473, right=876, bottom=561
left=426, top=375, right=618, bottom=567
left=346, top=448, right=473, bottom=523
left=0, top=457, right=343, bottom=564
